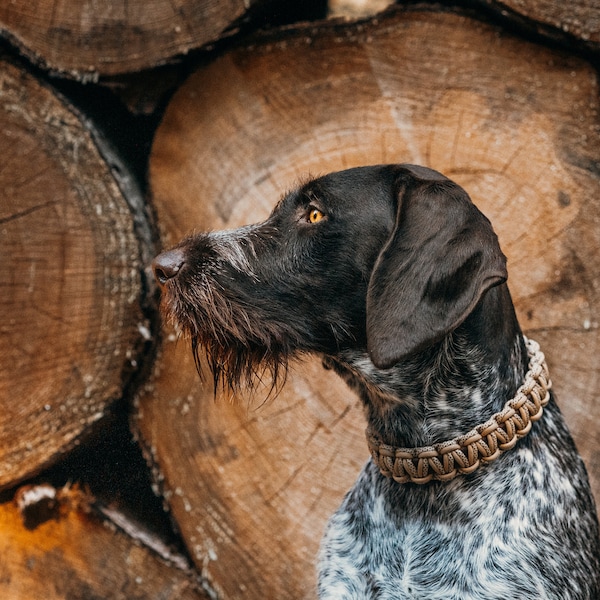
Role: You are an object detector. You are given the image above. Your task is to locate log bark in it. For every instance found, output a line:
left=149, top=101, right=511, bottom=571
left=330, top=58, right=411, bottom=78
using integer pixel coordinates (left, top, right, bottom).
left=140, top=6, right=600, bottom=598
left=0, top=0, right=324, bottom=79
left=0, top=56, right=150, bottom=490
left=0, top=483, right=209, bottom=599
left=484, top=0, right=600, bottom=47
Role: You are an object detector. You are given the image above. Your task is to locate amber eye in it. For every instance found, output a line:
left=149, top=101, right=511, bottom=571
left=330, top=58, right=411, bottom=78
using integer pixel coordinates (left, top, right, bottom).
left=309, top=208, right=324, bottom=223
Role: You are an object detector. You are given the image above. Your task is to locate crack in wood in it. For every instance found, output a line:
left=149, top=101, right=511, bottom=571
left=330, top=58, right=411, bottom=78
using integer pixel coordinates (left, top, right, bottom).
left=0, top=200, right=56, bottom=225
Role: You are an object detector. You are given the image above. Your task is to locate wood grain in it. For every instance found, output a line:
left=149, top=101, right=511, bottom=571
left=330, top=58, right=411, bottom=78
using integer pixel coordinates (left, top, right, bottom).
left=0, top=483, right=208, bottom=599
left=0, top=0, right=276, bottom=78
left=0, top=56, right=148, bottom=490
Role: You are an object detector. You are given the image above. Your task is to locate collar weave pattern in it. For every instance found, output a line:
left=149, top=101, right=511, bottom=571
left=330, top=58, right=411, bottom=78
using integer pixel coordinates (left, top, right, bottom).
left=366, top=337, right=552, bottom=484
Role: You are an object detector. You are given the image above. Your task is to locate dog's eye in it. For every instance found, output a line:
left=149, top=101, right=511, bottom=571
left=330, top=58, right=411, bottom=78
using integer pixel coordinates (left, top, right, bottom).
left=308, top=208, right=324, bottom=224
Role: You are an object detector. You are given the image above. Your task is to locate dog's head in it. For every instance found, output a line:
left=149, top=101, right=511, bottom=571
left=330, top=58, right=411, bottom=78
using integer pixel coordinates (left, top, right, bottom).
left=153, top=164, right=507, bottom=388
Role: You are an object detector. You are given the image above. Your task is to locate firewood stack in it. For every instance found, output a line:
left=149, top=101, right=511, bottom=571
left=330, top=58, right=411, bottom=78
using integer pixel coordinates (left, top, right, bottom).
left=1, top=1, right=599, bottom=597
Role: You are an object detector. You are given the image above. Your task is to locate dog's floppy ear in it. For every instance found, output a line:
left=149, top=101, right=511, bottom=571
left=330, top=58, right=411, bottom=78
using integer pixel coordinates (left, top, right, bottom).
left=366, top=167, right=507, bottom=368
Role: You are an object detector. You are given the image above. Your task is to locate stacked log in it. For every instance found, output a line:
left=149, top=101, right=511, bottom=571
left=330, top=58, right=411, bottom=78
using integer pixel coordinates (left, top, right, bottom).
left=0, top=0, right=598, bottom=597
left=0, top=54, right=150, bottom=491
left=0, top=0, right=325, bottom=78
left=0, top=51, right=198, bottom=596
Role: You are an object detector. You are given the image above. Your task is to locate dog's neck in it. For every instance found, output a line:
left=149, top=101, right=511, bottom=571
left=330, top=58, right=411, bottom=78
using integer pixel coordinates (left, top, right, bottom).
left=326, top=284, right=528, bottom=449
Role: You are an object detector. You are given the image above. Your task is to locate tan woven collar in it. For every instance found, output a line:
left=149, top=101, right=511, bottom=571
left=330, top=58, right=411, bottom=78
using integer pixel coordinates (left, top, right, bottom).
left=366, top=337, right=552, bottom=484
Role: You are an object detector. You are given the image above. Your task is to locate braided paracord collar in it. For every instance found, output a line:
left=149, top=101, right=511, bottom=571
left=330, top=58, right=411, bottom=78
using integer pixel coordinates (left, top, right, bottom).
left=366, top=337, right=552, bottom=485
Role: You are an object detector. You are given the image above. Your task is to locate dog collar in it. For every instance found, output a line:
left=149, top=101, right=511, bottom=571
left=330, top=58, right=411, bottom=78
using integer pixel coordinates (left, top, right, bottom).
left=366, top=337, right=552, bottom=485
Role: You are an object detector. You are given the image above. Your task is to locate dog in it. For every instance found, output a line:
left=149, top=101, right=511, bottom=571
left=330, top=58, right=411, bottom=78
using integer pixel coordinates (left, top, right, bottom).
left=152, top=164, right=600, bottom=599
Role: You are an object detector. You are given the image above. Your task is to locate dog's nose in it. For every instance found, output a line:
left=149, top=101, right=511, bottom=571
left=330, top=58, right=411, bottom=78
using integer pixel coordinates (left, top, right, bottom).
left=152, top=249, right=185, bottom=285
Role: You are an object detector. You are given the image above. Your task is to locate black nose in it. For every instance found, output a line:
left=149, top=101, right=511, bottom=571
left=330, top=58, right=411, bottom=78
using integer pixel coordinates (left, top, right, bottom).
left=152, top=249, right=185, bottom=285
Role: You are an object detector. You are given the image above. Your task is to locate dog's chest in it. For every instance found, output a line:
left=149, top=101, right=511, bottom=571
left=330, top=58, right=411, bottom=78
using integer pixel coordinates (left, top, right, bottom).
left=318, top=444, right=588, bottom=600
left=319, top=480, right=510, bottom=599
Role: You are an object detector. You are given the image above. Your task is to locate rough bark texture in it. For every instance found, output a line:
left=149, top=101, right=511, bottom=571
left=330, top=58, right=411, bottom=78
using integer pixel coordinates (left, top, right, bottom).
left=0, top=483, right=209, bottom=599
left=0, top=0, right=292, bottom=78
left=486, top=0, right=600, bottom=46
left=0, top=56, right=150, bottom=491
left=139, top=6, right=600, bottom=598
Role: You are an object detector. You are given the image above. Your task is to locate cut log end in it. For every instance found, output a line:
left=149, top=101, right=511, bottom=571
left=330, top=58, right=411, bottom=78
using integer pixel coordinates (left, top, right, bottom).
left=0, top=55, right=150, bottom=489
left=1, top=483, right=209, bottom=599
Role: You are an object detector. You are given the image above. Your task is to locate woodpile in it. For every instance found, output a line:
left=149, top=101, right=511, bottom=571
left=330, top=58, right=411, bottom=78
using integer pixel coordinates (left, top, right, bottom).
left=0, top=0, right=326, bottom=78
left=1, top=1, right=599, bottom=597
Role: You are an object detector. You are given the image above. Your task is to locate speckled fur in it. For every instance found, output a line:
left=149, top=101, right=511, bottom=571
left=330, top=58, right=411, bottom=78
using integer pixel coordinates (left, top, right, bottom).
left=319, top=336, right=600, bottom=599
left=153, top=164, right=600, bottom=599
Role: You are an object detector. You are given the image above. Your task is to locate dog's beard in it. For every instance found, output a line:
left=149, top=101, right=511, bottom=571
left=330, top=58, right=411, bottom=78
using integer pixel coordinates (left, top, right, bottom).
left=192, top=336, right=289, bottom=397
left=159, top=277, right=293, bottom=395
